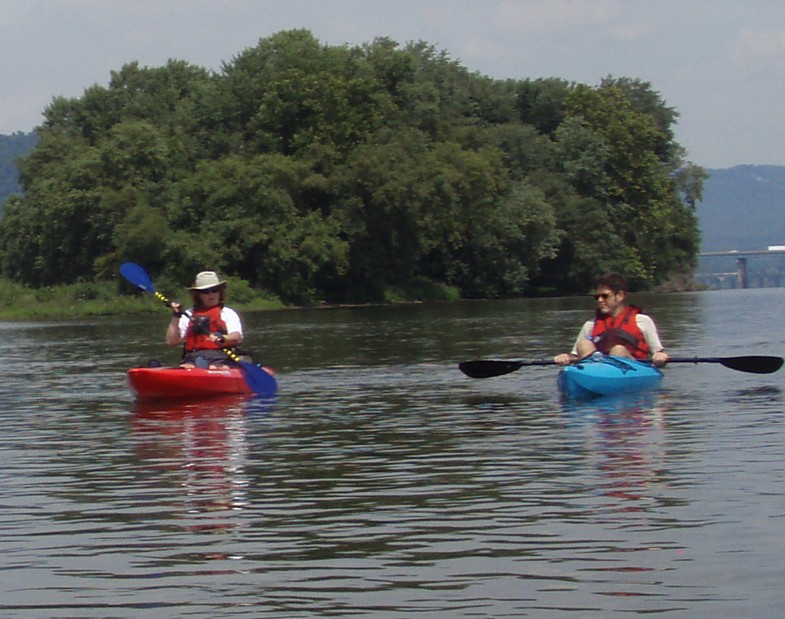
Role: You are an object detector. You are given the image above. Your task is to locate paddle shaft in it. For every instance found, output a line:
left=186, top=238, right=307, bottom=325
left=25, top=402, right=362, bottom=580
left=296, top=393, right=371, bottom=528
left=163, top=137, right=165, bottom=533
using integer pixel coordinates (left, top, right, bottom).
left=459, top=353, right=783, bottom=378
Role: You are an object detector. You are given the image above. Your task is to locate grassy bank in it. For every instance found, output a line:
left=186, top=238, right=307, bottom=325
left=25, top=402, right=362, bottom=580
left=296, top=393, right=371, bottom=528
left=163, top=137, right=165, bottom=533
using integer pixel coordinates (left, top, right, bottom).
left=0, top=277, right=462, bottom=320
left=0, top=279, right=285, bottom=320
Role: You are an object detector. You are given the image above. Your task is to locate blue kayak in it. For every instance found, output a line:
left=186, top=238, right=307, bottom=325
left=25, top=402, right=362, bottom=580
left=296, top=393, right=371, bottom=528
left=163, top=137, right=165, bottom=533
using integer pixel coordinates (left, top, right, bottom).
left=557, top=354, right=663, bottom=399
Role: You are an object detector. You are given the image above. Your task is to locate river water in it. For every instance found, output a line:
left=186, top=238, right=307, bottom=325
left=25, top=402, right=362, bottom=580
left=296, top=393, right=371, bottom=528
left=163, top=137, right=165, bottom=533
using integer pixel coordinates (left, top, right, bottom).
left=1, top=289, right=784, bottom=617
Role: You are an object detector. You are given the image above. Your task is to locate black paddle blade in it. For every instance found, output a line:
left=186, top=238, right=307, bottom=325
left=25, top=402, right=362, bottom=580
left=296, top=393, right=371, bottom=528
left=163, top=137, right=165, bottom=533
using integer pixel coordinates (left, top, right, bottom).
left=459, top=360, right=525, bottom=378
left=719, top=355, right=783, bottom=374
left=668, top=355, right=784, bottom=374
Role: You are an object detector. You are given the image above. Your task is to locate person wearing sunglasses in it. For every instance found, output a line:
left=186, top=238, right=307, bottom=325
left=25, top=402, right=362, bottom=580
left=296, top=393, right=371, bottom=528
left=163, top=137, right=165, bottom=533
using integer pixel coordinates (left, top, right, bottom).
left=554, top=273, right=669, bottom=367
left=165, top=270, right=244, bottom=368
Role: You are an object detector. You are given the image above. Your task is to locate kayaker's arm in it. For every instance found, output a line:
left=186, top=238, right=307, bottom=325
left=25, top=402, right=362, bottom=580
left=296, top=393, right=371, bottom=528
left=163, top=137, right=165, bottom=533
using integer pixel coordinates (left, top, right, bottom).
left=166, top=315, right=184, bottom=346
left=636, top=315, right=669, bottom=366
left=166, top=303, right=186, bottom=346
left=554, top=321, right=593, bottom=365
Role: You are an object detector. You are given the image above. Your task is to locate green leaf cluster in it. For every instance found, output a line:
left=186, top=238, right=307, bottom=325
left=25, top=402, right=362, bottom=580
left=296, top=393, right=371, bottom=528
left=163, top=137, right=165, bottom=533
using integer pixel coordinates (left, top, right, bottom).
left=0, top=30, right=702, bottom=302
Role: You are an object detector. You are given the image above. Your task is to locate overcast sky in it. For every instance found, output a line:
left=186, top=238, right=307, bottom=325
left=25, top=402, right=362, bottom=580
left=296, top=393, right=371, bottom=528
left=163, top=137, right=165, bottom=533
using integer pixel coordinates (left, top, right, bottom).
left=2, top=0, right=784, bottom=169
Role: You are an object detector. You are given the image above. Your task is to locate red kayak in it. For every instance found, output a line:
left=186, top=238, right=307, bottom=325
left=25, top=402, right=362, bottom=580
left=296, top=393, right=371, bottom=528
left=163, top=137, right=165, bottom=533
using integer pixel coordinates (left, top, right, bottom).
left=127, top=366, right=275, bottom=401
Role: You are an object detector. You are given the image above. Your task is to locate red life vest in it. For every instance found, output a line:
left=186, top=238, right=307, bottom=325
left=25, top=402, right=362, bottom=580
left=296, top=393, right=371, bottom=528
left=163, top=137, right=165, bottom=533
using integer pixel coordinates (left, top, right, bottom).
left=590, top=305, right=650, bottom=359
left=184, top=305, right=227, bottom=352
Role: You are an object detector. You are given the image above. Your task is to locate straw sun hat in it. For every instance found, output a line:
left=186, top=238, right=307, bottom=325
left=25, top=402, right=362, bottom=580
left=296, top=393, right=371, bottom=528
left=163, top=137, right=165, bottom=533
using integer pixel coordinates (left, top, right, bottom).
left=188, top=271, right=226, bottom=291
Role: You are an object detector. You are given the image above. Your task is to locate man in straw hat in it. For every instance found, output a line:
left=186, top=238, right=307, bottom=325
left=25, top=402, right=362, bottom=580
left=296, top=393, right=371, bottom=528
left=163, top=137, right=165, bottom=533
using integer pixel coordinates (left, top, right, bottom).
left=166, top=270, right=244, bottom=368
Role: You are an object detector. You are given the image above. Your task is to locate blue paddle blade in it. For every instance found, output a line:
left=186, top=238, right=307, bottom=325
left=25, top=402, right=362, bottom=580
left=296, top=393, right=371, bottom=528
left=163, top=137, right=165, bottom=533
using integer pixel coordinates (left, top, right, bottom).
left=238, top=361, right=278, bottom=395
left=119, top=262, right=155, bottom=293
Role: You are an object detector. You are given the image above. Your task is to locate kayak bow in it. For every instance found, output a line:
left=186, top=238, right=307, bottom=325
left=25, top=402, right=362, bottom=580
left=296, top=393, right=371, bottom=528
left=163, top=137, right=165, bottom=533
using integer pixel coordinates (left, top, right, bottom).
left=558, top=354, right=663, bottom=399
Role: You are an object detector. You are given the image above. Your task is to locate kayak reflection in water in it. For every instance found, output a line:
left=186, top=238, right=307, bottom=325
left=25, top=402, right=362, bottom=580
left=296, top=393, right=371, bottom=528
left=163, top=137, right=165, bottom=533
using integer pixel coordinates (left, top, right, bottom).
left=166, top=270, right=244, bottom=369
left=554, top=273, right=670, bottom=368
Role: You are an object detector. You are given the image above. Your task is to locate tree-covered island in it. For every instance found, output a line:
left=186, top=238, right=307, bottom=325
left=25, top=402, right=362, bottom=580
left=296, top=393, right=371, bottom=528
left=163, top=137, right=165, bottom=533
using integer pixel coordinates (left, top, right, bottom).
left=0, top=29, right=706, bottom=316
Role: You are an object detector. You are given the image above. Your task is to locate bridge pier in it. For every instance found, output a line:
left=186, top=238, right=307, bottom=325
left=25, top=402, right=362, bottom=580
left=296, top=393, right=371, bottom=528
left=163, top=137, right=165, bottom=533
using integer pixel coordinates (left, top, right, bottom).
left=736, top=257, right=748, bottom=289
left=697, top=249, right=785, bottom=290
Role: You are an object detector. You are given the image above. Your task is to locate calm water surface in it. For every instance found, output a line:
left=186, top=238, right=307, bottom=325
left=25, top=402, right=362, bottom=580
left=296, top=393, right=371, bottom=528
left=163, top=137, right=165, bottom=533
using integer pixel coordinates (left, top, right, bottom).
left=1, top=289, right=784, bottom=617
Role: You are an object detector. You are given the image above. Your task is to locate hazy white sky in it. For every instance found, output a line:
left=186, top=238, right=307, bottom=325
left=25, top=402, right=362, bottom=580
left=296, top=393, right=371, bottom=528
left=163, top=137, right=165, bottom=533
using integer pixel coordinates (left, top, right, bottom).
left=2, top=0, right=784, bottom=169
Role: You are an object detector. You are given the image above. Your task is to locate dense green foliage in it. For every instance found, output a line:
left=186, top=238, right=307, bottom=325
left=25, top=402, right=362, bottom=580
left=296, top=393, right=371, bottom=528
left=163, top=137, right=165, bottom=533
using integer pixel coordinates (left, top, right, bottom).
left=0, top=30, right=703, bottom=302
left=0, top=131, right=37, bottom=208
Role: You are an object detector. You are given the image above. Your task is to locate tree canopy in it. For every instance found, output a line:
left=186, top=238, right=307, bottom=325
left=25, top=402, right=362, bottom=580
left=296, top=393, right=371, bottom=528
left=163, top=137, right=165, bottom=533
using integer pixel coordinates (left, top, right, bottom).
left=0, top=29, right=703, bottom=302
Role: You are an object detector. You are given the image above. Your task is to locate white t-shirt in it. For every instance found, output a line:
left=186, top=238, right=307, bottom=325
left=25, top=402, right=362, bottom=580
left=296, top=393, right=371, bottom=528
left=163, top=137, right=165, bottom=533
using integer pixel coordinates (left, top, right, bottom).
left=570, top=314, right=664, bottom=356
left=177, top=306, right=243, bottom=340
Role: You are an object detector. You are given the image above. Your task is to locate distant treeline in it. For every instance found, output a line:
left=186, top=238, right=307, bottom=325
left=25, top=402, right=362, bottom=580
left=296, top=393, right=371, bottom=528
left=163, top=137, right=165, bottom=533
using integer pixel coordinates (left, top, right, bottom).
left=0, top=29, right=705, bottom=304
left=0, top=131, right=37, bottom=208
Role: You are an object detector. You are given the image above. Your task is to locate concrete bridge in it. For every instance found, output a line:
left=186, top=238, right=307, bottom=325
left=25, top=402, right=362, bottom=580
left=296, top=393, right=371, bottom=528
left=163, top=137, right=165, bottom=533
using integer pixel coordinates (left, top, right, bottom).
left=697, top=248, right=785, bottom=289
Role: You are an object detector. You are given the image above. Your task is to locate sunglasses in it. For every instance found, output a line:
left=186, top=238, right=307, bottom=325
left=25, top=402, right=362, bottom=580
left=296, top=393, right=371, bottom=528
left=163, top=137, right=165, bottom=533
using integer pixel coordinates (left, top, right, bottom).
left=199, top=287, right=222, bottom=294
left=593, top=292, right=613, bottom=301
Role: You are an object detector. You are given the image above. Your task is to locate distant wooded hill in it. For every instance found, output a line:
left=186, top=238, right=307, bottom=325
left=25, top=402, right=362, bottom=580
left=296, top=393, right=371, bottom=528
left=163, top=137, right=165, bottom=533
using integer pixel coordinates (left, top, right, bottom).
left=0, top=132, right=36, bottom=207
left=698, top=165, right=785, bottom=252
left=2, top=135, right=781, bottom=257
